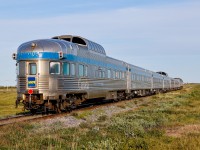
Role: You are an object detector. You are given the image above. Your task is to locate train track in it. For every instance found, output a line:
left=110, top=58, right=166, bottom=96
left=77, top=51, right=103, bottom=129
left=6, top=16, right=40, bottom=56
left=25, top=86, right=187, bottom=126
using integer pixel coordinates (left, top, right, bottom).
left=0, top=113, right=55, bottom=126
left=0, top=101, right=107, bottom=126
left=0, top=96, right=152, bottom=127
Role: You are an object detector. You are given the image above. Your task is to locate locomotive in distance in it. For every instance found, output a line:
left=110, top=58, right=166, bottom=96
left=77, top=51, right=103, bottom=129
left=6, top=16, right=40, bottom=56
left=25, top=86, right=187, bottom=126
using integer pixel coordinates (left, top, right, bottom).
left=12, top=35, right=183, bottom=113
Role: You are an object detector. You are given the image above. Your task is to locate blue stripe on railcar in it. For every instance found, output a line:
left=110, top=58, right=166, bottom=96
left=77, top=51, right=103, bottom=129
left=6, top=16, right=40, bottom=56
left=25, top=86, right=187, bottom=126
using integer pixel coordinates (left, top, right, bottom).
left=17, top=52, right=59, bottom=60
left=17, top=52, right=126, bottom=71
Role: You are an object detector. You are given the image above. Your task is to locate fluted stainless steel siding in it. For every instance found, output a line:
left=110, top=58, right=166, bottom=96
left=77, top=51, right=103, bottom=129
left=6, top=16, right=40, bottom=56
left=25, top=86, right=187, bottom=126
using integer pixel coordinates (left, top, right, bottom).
left=57, top=77, right=79, bottom=90
left=18, top=77, right=26, bottom=92
left=38, top=76, right=49, bottom=90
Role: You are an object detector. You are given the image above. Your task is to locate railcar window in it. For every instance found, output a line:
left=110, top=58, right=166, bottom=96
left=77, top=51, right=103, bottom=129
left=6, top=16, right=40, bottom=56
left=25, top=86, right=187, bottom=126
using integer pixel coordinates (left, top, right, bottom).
left=122, top=72, right=125, bottom=79
left=71, top=64, right=75, bottom=76
left=85, top=66, right=88, bottom=76
left=50, top=62, right=60, bottom=74
left=113, top=71, right=116, bottom=79
left=29, top=63, right=37, bottom=75
left=108, top=69, right=111, bottom=78
left=98, top=71, right=102, bottom=78
left=135, top=74, right=137, bottom=81
left=63, top=62, right=70, bottom=76
left=79, top=64, right=84, bottom=77
left=116, top=71, right=119, bottom=79
left=95, top=70, right=98, bottom=78
left=102, top=71, right=105, bottom=78
left=119, top=72, right=122, bottom=79
left=96, top=68, right=105, bottom=78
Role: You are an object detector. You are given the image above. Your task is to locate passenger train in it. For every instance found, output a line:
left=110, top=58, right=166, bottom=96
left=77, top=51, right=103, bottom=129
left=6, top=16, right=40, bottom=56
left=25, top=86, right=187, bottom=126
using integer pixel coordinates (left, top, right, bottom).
left=12, top=35, right=183, bottom=113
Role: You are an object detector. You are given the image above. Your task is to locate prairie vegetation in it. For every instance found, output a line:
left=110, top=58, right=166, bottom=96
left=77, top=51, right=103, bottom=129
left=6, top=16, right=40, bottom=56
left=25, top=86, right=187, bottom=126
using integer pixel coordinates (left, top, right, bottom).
left=0, top=88, right=24, bottom=118
left=0, top=84, right=200, bottom=149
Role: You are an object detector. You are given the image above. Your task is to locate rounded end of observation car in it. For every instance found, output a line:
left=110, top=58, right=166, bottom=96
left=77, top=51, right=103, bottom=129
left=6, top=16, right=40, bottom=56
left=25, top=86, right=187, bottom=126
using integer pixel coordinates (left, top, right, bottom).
left=17, top=39, right=71, bottom=54
left=52, top=35, right=106, bottom=55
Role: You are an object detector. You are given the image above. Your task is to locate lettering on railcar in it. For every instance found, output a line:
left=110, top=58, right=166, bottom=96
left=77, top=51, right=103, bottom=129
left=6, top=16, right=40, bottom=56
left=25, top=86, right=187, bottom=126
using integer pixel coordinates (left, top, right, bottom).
left=78, top=79, right=89, bottom=89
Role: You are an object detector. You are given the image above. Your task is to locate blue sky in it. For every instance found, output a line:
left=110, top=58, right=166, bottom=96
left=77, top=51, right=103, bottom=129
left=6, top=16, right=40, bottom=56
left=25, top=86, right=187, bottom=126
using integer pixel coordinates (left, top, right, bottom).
left=0, top=0, right=200, bottom=85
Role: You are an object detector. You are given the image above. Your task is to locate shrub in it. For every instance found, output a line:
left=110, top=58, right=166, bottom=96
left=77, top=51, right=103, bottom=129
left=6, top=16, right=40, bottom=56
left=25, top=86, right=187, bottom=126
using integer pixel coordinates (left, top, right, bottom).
left=97, top=115, right=108, bottom=122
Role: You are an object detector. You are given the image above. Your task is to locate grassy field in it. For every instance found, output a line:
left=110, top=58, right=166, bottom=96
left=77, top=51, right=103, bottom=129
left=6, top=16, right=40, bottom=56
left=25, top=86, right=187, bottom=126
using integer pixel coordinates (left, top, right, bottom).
left=0, top=88, right=24, bottom=118
left=0, top=84, right=200, bottom=149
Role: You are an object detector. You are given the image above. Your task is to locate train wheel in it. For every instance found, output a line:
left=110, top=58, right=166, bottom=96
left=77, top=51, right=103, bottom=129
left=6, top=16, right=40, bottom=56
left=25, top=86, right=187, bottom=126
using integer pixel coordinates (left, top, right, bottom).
left=44, top=105, right=49, bottom=115
left=70, top=102, right=77, bottom=110
left=66, top=107, right=72, bottom=112
left=55, top=103, right=61, bottom=113
left=30, top=109, right=37, bottom=115
left=15, top=99, right=20, bottom=108
left=113, top=98, right=119, bottom=102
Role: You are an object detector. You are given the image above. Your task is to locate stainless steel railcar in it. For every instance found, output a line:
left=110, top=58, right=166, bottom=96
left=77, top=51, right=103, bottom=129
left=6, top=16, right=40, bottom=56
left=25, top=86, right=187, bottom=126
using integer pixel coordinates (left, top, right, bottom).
left=12, top=35, right=183, bottom=113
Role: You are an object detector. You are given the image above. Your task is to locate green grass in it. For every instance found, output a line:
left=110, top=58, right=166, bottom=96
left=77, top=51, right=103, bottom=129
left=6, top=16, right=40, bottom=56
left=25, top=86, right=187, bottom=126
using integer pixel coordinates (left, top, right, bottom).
left=0, top=84, right=200, bottom=149
left=71, top=110, right=92, bottom=120
left=0, top=89, right=24, bottom=118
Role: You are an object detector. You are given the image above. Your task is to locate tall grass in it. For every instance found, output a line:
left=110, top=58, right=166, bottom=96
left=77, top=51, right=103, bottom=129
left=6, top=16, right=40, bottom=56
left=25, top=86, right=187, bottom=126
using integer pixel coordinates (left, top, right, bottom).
left=0, top=89, right=24, bottom=118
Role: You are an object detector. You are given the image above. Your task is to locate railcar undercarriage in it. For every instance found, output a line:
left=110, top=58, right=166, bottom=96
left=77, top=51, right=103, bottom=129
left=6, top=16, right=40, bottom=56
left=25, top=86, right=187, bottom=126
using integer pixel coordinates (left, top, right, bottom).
left=17, top=93, right=88, bottom=113
left=16, top=88, right=181, bottom=114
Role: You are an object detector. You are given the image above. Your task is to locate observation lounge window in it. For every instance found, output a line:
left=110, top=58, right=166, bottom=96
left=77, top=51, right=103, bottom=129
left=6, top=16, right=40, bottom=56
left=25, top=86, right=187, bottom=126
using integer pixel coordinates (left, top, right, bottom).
left=72, top=37, right=86, bottom=45
left=63, top=38, right=71, bottom=42
left=29, top=63, right=37, bottom=75
left=50, top=62, right=60, bottom=74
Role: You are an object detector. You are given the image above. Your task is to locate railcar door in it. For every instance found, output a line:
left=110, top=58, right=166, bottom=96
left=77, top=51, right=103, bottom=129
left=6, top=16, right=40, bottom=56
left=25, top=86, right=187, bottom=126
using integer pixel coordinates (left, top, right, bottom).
left=27, top=62, right=38, bottom=89
left=126, top=65, right=131, bottom=93
left=17, top=61, right=27, bottom=93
